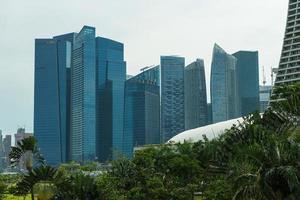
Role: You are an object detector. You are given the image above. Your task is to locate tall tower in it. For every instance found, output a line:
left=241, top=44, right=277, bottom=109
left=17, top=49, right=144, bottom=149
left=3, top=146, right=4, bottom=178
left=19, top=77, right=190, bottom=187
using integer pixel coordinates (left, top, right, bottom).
left=275, top=0, right=300, bottom=85
left=211, top=44, right=239, bottom=123
left=160, top=56, right=185, bottom=142
left=184, top=59, right=208, bottom=130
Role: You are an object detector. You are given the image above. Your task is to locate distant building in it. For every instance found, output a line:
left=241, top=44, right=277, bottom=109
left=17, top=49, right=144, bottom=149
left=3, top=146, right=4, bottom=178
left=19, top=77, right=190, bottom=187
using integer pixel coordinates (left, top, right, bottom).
left=3, top=135, right=11, bottom=163
left=275, top=0, right=300, bottom=86
left=124, top=66, right=160, bottom=157
left=184, top=59, right=208, bottom=130
left=14, top=128, right=33, bottom=146
left=259, top=85, right=272, bottom=112
left=233, top=51, right=260, bottom=116
left=34, top=33, right=74, bottom=165
left=126, top=75, right=134, bottom=80
left=211, top=44, right=239, bottom=123
left=160, top=56, right=185, bottom=142
left=96, top=37, right=126, bottom=161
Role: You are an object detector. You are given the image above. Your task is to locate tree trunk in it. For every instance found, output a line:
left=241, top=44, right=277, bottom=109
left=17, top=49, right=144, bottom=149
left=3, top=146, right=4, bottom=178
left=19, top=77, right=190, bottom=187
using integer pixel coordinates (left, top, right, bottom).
left=31, top=188, right=35, bottom=200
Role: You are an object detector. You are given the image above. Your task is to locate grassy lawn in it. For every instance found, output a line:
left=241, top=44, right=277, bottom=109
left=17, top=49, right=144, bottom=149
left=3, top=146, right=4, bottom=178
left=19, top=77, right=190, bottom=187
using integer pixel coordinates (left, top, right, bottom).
left=4, top=194, right=32, bottom=200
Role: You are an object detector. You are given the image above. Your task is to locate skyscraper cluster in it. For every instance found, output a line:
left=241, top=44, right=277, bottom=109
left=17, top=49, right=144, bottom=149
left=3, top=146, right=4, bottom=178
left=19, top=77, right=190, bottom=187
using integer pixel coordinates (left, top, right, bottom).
left=34, top=26, right=261, bottom=165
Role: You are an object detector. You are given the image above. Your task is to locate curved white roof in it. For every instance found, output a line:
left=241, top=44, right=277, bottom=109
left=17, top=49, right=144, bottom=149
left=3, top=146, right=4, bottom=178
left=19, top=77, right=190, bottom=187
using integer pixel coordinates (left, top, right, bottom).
left=168, top=117, right=244, bottom=143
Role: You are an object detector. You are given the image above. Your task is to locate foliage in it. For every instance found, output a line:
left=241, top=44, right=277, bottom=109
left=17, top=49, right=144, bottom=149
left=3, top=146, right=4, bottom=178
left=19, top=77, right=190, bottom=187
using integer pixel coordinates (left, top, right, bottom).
left=7, top=83, right=300, bottom=199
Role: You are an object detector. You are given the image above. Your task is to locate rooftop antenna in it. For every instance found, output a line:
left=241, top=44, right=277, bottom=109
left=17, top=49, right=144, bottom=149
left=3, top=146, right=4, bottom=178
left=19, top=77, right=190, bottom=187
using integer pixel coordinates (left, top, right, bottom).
left=262, top=65, right=266, bottom=86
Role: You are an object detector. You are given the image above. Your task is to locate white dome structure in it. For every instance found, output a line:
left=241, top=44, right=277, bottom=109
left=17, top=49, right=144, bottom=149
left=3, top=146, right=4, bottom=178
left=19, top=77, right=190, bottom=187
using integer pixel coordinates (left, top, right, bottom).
left=168, top=117, right=244, bottom=143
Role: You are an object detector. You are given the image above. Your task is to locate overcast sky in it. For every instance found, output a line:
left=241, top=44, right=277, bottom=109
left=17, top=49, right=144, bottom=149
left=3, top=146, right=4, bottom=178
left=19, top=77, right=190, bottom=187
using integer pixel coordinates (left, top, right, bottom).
left=0, top=0, right=288, bottom=134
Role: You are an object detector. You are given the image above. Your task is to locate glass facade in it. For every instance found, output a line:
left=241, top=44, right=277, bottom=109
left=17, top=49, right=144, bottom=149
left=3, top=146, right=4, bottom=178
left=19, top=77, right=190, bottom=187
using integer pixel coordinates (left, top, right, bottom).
left=160, top=56, right=185, bottom=142
left=233, top=51, right=260, bottom=116
left=184, top=59, right=208, bottom=130
left=259, top=85, right=272, bottom=112
left=96, top=37, right=126, bottom=161
left=124, top=67, right=160, bottom=157
left=211, top=44, right=239, bottom=123
left=34, top=36, right=73, bottom=165
left=71, top=26, right=96, bottom=163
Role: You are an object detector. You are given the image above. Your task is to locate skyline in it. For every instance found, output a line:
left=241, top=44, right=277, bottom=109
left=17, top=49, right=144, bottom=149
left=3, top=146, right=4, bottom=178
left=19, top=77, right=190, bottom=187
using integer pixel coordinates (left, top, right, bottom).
left=0, top=0, right=288, bottom=133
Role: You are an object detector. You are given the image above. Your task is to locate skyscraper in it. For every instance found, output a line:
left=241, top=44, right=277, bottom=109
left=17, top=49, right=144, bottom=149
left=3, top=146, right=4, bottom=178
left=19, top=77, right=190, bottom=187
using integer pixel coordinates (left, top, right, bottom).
left=211, top=44, right=239, bottom=123
left=34, top=33, right=73, bottom=165
left=160, top=56, right=185, bottom=142
left=184, top=59, right=208, bottom=130
left=275, top=0, right=300, bottom=85
left=71, top=26, right=96, bottom=163
left=233, top=51, right=260, bottom=116
left=96, top=37, right=126, bottom=161
left=124, top=66, right=160, bottom=157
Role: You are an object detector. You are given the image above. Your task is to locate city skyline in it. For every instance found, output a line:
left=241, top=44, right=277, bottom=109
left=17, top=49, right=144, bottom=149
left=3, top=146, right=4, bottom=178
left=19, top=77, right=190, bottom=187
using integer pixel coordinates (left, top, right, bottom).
left=0, top=0, right=287, bottom=133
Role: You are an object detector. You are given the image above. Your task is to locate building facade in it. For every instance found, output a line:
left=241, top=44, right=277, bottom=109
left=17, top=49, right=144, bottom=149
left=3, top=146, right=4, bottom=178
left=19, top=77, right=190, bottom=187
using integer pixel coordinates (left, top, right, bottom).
left=96, top=37, right=126, bottom=161
left=160, top=56, right=185, bottom=142
left=124, top=66, right=160, bottom=157
left=71, top=26, right=97, bottom=163
left=184, top=59, right=208, bottom=130
left=275, top=0, right=300, bottom=85
left=211, top=44, right=239, bottom=123
left=34, top=34, right=73, bottom=165
left=260, top=85, right=272, bottom=112
left=233, top=51, right=260, bottom=116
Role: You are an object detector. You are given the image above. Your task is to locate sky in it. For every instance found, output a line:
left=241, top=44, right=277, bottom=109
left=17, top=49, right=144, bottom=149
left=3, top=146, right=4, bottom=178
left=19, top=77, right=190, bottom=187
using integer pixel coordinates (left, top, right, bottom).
left=0, top=0, right=288, bottom=134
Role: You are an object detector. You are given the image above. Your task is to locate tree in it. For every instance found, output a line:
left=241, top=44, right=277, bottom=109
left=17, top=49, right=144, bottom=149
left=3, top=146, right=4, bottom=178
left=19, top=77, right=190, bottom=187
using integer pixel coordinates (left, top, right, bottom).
left=9, top=136, right=44, bottom=200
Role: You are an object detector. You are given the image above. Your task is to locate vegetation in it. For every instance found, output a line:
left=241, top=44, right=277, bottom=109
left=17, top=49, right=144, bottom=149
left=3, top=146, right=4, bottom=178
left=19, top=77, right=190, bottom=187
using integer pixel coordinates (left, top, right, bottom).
left=3, top=83, right=300, bottom=199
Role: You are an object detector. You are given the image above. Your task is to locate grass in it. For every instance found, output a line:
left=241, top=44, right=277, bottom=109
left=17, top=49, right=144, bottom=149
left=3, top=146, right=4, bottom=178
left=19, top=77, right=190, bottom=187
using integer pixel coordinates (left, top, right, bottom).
left=4, top=194, right=32, bottom=200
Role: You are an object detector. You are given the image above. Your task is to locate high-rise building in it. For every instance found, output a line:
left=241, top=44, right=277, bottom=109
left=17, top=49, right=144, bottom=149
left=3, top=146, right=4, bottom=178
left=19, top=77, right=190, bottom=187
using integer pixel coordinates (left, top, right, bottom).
left=71, top=26, right=96, bottom=163
left=260, top=85, right=272, bottom=112
left=14, top=128, right=33, bottom=146
left=184, top=59, right=208, bottom=130
left=233, top=51, right=260, bottom=116
left=211, top=44, right=239, bottom=123
left=124, top=66, right=160, bottom=157
left=160, top=56, right=185, bottom=142
left=34, top=33, right=74, bottom=165
left=275, top=0, right=300, bottom=85
left=35, top=26, right=127, bottom=164
left=3, top=135, right=11, bottom=164
left=96, top=37, right=126, bottom=161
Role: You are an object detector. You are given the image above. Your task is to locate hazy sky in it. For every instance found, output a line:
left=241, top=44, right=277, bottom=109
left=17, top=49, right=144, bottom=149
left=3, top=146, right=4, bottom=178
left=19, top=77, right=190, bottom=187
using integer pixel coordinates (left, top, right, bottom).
left=0, top=0, right=288, bottom=134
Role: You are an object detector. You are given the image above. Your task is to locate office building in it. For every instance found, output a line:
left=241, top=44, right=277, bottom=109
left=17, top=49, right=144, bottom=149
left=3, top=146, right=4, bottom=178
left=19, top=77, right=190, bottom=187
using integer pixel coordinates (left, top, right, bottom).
left=160, top=56, right=185, bottom=142
left=14, top=128, right=33, bottom=146
left=96, top=37, right=126, bottom=161
left=34, top=33, right=74, bottom=165
left=124, top=66, right=160, bottom=157
left=275, top=0, right=300, bottom=85
left=260, top=85, right=272, bottom=112
left=233, top=51, right=260, bottom=116
left=71, top=26, right=97, bottom=162
left=3, top=135, right=11, bottom=163
left=184, top=59, right=208, bottom=130
left=211, top=44, right=239, bottom=123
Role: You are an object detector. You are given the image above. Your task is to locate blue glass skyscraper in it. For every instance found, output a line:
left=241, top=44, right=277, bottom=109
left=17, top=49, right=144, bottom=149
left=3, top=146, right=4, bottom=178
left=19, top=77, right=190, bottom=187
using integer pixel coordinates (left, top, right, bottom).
left=184, top=59, right=208, bottom=130
left=211, top=44, right=239, bottom=123
left=96, top=37, right=126, bottom=161
left=71, top=26, right=96, bottom=163
left=124, top=66, right=160, bottom=157
left=233, top=51, right=260, bottom=116
left=34, top=33, right=74, bottom=165
left=160, top=56, right=185, bottom=142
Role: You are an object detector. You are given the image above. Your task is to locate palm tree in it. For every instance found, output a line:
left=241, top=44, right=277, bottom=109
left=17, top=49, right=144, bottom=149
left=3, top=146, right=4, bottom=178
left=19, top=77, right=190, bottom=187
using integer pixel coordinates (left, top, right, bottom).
left=16, top=165, right=57, bottom=200
left=9, top=136, right=44, bottom=200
